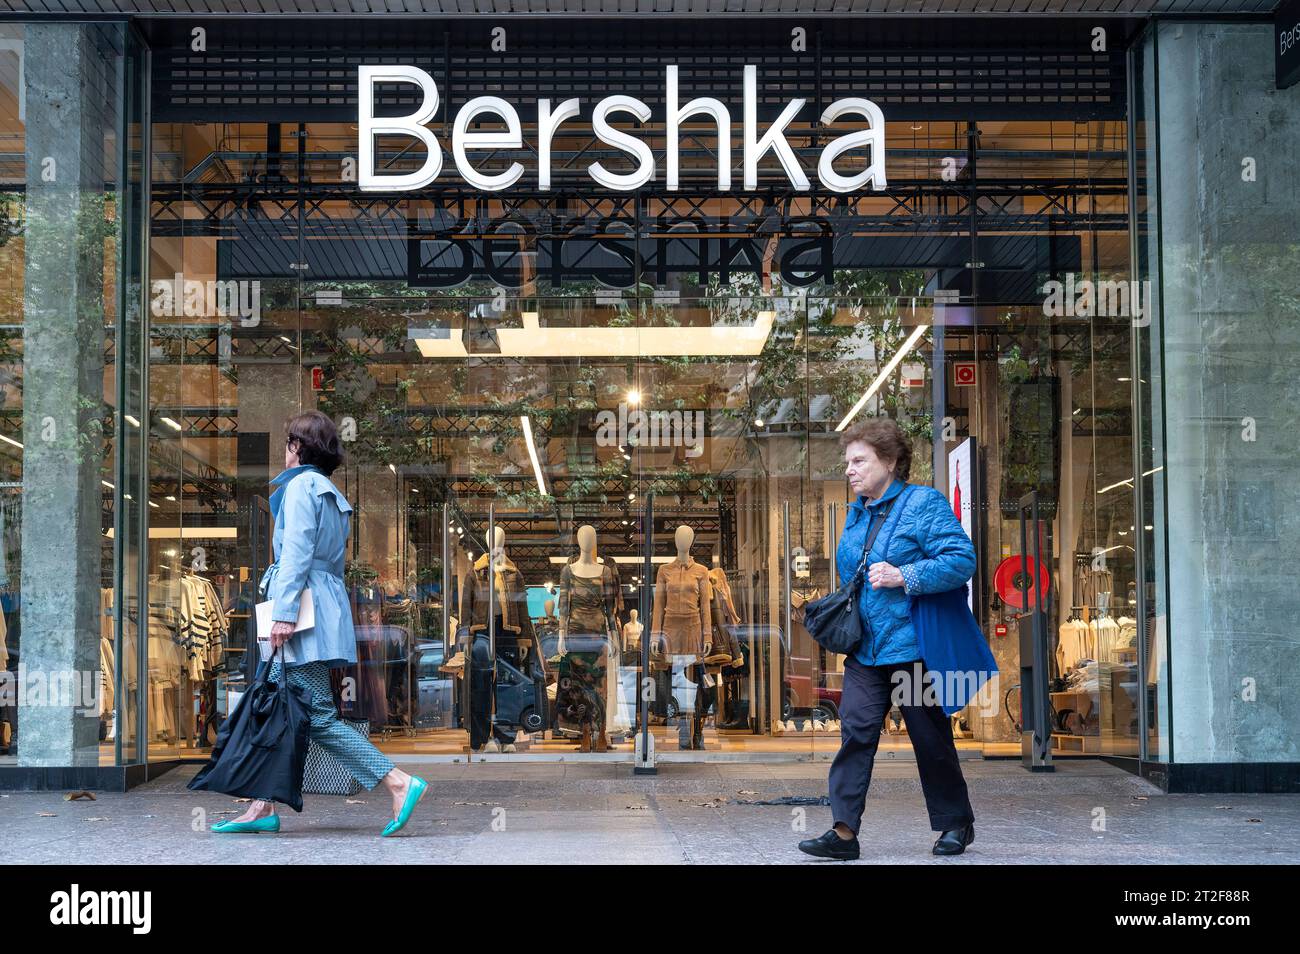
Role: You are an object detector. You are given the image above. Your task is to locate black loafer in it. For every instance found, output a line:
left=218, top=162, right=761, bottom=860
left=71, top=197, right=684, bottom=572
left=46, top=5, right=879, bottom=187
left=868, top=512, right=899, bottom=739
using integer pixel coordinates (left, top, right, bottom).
left=798, top=829, right=860, bottom=861
left=932, top=823, right=975, bottom=856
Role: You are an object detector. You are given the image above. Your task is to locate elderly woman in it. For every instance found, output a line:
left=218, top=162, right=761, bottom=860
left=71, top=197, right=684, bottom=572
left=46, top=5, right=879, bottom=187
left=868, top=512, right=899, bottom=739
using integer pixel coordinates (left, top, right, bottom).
left=798, top=417, right=978, bottom=860
left=212, top=410, right=428, bottom=836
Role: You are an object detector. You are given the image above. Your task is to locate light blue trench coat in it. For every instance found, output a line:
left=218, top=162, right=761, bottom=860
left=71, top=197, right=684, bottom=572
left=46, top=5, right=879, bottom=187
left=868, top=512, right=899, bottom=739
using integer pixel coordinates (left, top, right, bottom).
left=259, top=464, right=357, bottom=668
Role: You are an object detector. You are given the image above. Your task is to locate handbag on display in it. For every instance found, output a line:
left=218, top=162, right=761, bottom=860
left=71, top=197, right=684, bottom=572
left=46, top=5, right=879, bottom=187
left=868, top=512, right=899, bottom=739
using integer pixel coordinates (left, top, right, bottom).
left=187, top=645, right=312, bottom=812
left=301, top=718, right=370, bottom=796
left=801, top=496, right=900, bottom=655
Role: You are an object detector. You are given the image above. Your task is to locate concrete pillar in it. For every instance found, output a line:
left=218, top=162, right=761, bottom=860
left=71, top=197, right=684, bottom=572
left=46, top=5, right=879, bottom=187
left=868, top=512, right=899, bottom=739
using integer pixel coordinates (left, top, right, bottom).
left=1148, top=23, right=1300, bottom=763
left=18, top=24, right=116, bottom=765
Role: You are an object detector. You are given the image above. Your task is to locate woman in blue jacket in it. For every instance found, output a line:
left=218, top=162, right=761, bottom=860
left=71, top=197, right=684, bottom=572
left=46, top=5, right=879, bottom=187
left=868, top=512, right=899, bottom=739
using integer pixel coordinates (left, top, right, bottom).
left=213, top=411, right=429, bottom=836
left=798, top=417, right=977, bottom=860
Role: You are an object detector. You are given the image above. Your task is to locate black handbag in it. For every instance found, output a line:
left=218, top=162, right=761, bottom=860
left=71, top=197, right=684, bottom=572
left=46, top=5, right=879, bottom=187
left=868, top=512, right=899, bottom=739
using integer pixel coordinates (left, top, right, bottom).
left=801, top=496, right=899, bottom=655
left=188, top=645, right=312, bottom=812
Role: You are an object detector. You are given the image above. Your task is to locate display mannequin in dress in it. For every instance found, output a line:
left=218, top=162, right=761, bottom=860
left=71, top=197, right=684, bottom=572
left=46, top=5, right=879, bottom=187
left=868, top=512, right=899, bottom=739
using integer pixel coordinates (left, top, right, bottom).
left=651, top=525, right=716, bottom=749
left=557, top=525, right=622, bottom=751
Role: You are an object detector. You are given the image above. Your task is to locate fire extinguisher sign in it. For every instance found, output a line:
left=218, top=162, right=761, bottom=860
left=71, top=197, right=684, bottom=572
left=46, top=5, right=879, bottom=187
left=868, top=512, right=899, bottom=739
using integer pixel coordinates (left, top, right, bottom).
left=311, top=366, right=326, bottom=391
left=953, top=361, right=977, bottom=387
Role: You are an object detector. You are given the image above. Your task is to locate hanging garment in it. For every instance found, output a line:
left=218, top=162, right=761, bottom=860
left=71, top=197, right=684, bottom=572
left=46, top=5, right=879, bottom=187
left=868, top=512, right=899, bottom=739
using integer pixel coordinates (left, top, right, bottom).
left=179, top=576, right=213, bottom=682
left=1093, top=614, right=1121, bottom=664
left=651, top=557, right=712, bottom=656
left=1056, top=618, right=1090, bottom=671
left=707, top=565, right=740, bottom=624
left=99, top=587, right=115, bottom=717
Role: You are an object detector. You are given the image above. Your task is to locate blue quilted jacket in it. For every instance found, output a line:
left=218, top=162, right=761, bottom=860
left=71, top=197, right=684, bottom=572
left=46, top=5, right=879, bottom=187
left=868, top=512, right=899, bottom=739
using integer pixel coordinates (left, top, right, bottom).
left=835, top=479, right=977, bottom=667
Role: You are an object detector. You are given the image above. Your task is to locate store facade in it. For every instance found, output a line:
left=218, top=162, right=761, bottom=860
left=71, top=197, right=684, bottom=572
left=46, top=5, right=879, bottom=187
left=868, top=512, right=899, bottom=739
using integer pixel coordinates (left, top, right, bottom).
left=0, top=3, right=1295, bottom=793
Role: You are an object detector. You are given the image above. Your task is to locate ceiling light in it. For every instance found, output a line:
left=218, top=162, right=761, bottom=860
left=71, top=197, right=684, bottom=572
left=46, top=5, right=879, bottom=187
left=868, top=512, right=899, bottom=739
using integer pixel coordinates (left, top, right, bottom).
left=411, top=311, right=776, bottom=359
left=105, top=526, right=239, bottom=540
left=160, top=416, right=182, bottom=431
left=388, top=463, right=397, bottom=474
left=627, top=389, right=641, bottom=406
left=0, top=434, right=23, bottom=449
left=149, top=501, right=159, bottom=509
left=1098, top=478, right=1133, bottom=494
left=835, top=324, right=930, bottom=431
left=165, top=495, right=176, bottom=502
left=124, top=415, right=140, bottom=427
left=521, top=415, right=548, bottom=496
left=102, top=480, right=115, bottom=490
left=754, top=418, right=765, bottom=427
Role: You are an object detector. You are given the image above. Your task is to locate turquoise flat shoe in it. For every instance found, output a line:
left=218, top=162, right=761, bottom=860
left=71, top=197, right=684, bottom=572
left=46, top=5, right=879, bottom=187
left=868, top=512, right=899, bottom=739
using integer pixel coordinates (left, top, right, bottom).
left=381, top=776, right=428, bottom=837
left=212, top=814, right=280, bottom=834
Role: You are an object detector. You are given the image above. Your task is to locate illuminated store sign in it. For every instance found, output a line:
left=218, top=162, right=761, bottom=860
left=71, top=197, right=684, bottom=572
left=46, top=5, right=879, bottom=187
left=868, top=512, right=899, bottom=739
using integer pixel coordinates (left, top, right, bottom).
left=358, top=64, right=887, bottom=194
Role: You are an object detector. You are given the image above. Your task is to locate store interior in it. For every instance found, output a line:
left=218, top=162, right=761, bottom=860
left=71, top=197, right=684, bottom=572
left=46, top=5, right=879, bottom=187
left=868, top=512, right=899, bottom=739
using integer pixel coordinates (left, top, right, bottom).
left=0, top=57, right=1149, bottom=764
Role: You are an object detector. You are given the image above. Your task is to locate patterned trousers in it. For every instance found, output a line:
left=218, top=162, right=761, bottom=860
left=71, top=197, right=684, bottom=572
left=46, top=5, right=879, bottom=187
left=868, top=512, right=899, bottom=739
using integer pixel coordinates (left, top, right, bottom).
left=268, top=659, right=396, bottom=791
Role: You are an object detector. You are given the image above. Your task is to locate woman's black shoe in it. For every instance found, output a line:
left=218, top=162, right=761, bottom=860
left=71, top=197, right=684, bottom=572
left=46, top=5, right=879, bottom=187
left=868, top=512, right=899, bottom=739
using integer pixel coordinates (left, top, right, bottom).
left=798, top=829, right=860, bottom=860
left=932, top=823, right=975, bottom=856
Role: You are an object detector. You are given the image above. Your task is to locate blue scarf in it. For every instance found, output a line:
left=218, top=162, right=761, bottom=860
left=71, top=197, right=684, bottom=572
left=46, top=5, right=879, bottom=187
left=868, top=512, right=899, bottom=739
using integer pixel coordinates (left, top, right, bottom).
left=268, top=464, right=322, bottom=526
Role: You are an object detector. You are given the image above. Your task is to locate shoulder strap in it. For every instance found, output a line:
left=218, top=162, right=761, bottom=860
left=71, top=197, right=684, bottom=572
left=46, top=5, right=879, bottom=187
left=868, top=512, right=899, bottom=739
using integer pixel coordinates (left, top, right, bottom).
left=849, top=492, right=903, bottom=588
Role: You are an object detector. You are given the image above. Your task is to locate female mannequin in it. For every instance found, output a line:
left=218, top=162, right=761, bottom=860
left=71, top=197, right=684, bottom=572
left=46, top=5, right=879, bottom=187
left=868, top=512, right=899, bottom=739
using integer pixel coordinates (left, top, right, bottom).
left=651, top=525, right=716, bottom=749
left=556, top=525, right=622, bottom=752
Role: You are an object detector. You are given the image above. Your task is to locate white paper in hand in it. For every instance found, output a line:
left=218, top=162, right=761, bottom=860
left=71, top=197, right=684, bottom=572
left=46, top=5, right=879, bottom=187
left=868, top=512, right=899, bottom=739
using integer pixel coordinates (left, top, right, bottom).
left=255, top=589, right=314, bottom=663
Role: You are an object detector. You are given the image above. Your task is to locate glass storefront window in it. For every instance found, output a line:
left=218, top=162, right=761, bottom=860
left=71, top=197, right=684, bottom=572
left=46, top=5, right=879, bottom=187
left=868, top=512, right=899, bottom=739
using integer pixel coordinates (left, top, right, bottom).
left=0, top=21, right=143, bottom=769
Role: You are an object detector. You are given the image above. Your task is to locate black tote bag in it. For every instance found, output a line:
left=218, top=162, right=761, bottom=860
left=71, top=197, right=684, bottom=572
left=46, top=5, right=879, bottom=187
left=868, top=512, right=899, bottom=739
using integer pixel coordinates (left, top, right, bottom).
left=188, top=646, right=312, bottom=812
left=801, top=496, right=899, bottom=656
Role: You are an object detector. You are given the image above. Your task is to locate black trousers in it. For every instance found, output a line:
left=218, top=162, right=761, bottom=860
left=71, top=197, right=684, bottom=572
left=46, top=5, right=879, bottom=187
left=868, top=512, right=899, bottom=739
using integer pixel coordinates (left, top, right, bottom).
left=467, top=632, right=514, bottom=749
left=829, top=657, right=975, bottom=834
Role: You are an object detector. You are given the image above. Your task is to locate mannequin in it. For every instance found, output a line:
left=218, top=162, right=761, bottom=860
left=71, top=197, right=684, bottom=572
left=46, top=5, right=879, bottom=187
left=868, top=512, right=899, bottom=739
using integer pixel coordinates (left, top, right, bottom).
left=621, top=608, right=643, bottom=655
left=708, top=553, right=746, bottom=727
left=536, top=596, right=559, bottom=655
left=556, top=525, right=622, bottom=751
left=459, top=526, right=533, bottom=753
left=651, top=525, right=717, bottom=749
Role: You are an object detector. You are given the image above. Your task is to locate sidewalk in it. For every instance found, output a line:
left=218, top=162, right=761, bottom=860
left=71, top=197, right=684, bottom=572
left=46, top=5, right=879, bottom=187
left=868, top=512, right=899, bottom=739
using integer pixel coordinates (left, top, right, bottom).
left=5, top=760, right=1299, bottom=864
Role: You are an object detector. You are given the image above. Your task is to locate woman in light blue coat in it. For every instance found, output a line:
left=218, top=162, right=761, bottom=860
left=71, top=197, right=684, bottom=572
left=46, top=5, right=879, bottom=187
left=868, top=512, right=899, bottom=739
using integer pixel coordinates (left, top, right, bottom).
left=213, top=411, right=428, bottom=836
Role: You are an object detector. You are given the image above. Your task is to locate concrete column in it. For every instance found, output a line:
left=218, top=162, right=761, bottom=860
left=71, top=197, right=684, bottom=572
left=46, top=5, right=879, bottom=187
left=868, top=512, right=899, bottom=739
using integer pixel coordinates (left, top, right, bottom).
left=18, top=24, right=116, bottom=765
left=1149, top=23, right=1300, bottom=763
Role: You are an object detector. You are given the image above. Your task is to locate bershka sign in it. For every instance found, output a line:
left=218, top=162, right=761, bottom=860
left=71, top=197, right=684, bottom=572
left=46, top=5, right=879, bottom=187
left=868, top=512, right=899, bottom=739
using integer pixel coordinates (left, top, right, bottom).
left=1279, top=0, right=1300, bottom=89
left=358, top=64, right=886, bottom=194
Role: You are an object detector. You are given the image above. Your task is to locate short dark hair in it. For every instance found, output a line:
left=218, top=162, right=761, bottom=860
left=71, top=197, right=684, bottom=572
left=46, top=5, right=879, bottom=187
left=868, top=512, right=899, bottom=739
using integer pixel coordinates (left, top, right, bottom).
left=286, top=410, right=344, bottom=476
left=839, top=417, right=912, bottom=481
